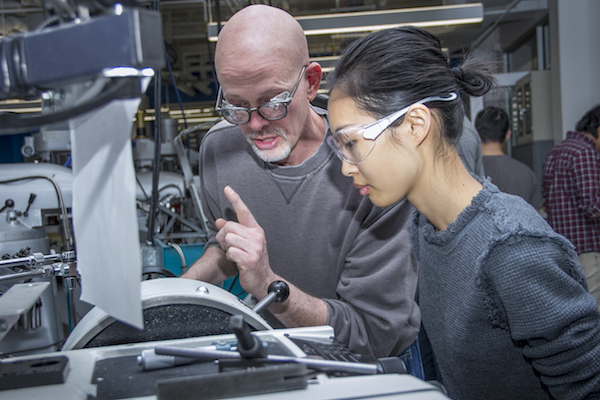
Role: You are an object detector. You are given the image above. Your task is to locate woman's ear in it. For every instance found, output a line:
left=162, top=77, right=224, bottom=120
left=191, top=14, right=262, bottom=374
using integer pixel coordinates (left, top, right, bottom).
left=404, top=104, right=431, bottom=147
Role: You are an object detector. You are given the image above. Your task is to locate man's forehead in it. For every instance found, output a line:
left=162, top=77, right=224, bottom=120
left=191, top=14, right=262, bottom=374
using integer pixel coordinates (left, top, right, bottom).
left=215, top=33, right=303, bottom=76
left=218, top=66, right=298, bottom=100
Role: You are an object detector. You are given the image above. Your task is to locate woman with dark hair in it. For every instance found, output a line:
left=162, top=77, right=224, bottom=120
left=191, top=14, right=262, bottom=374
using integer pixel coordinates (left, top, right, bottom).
left=326, top=26, right=600, bottom=399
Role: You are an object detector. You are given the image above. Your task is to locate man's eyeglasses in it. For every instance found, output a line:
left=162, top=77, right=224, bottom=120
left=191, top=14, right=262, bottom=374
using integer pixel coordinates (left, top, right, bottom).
left=215, top=66, right=308, bottom=125
left=327, top=92, right=458, bottom=164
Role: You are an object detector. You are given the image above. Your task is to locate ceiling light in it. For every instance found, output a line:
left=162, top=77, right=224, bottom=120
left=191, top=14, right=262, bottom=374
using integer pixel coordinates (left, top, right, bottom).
left=208, top=4, right=483, bottom=42
left=310, top=56, right=339, bottom=73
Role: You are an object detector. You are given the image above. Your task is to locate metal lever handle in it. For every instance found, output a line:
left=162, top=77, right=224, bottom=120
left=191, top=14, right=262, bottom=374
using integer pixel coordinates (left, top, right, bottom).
left=230, top=315, right=267, bottom=359
left=0, top=199, right=14, bottom=213
left=252, top=280, right=290, bottom=315
left=23, top=193, right=37, bottom=217
left=154, top=345, right=382, bottom=375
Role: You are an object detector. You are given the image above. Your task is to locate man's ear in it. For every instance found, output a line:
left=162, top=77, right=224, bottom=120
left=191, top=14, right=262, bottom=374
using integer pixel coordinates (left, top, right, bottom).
left=504, top=129, right=512, bottom=142
left=404, top=104, right=431, bottom=147
left=305, top=62, right=322, bottom=101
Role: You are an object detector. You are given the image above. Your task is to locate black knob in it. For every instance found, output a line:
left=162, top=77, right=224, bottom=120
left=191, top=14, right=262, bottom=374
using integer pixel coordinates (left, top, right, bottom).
left=268, top=280, right=290, bottom=303
left=252, top=280, right=290, bottom=315
left=0, top=199, right=14, bottom=213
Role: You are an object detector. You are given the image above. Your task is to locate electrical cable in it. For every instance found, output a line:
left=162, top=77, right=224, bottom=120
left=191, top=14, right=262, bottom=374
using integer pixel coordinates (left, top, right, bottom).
left=472, top=0, right=523, bottom=49
left=34, top=15, right=61, bottom=32
left=74, top=76, right=111, bottom=106
left=205, top=28, right=218, bottom=95
left=0, top=77, right=142, bottom=135
left=167, top=241, right=187, bottom=274
left=163, top=43, right=191, bottom=159
left=158, top=183, right=183, bottom=198
left=164, top=45, right=187, bottom=130
left=146, top=0, right=162, bottom=245
left=136, top=174, right=151, bottom=201
left=227, top=274, right=239, bottom=292
left=136, top=205, right=150, bottom=215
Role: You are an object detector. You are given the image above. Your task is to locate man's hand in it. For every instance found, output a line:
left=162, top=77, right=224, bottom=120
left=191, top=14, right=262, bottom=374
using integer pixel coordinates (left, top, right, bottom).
left=215, top=186, right=277, bottom=299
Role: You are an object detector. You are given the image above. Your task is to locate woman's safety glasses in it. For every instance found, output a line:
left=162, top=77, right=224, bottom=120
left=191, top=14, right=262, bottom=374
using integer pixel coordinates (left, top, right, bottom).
left=327, top=92, right=458, bottom=164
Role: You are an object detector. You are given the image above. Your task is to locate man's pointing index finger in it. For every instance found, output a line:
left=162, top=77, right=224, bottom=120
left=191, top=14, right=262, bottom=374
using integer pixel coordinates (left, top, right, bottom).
left=223, top=186, right=259, bottom=228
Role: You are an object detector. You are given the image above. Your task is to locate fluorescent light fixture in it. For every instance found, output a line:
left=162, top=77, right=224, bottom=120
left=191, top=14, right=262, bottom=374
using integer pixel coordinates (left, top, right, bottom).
left=208, top=4, right=483, bottom=42
left=310, top=56, right=339, bottom=73
left=102, top=67, right=155, bottom=78
left=310, top=56, right=339, bottom=63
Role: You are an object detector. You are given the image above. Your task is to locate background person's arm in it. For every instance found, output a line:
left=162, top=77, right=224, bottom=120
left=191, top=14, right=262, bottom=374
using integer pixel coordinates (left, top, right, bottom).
left=572, top=149, right=600, bottom=219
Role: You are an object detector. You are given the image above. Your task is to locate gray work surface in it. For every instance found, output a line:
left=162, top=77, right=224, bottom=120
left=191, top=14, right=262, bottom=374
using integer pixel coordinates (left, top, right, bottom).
left=0, top=326, right=450, bottom=400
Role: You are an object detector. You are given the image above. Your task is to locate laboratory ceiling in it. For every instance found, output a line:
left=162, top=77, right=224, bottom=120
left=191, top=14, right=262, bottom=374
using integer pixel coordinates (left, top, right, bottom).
left=0, top=0, right=549, bottom=102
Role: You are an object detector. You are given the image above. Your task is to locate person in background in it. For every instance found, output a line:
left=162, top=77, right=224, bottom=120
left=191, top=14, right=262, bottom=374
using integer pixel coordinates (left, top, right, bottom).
left=182, top=4, right=422, bottom=370
left=475, top=106, right=543, bottom=209
left=542, top=105, right=600, bottom=309
left=326, top=25, right=600, bottom=399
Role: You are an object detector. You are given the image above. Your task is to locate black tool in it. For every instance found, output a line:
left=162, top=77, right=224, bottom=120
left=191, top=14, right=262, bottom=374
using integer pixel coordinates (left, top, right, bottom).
left=23, top=193, right=37, bottom=217
left=0, top=356, right=69, bottom=391
left=0, top=199, right=14, bottom=213
left=228, top=280, right=289, bottom=359
left=230, top=315, right=267, bottom=359
left=252, top=280, right=290, bottom=315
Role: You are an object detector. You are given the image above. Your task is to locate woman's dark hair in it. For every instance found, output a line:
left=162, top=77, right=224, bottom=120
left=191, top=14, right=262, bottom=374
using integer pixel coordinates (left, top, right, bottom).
left=475, top=106, right=509, bottom=144
left=575, top=105, right=600, bottom=138
left=328, top=26, right=496, bottom=145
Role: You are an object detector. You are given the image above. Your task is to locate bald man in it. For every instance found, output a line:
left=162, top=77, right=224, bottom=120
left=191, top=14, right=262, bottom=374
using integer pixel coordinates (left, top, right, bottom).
left=183, top=5, right=420, bottom=361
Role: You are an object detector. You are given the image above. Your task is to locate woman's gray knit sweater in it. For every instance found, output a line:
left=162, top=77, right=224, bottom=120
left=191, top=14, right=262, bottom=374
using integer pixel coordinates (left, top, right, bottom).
left=412, top=180, right=600, bottom=400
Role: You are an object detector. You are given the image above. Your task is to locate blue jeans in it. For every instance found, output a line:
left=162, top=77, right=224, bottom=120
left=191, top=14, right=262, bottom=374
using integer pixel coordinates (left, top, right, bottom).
left=398, top=337, right=425, bottom=380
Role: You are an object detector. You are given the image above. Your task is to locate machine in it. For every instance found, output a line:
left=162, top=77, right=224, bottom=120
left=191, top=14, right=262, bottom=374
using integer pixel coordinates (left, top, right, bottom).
left=0, top=162, right=78, bottom=355
left=0, top=0, right=169, bottom=354
left=0, top=278, right=450, bottom=399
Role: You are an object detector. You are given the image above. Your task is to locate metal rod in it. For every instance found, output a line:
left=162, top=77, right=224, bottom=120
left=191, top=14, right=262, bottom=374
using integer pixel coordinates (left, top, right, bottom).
left=65, top=277, right=77, bottom=332
left=0, top=251, right=74, bottom=269
left=155, top=346, right=240, bottom=360
left=163, top=213, right=178, bottom=234
left=154, top=346, right=381, bottom=375
left=0, top=270, right=44, bottom=282
left=252, top=292, right=276, bottom=315
left=472, top=0, right=523, bottom=49
left=157, top=204, right=205, bottom=233
left=147, top=0, right=163, bottom=245
left=0, top=257, right=37, bottom=269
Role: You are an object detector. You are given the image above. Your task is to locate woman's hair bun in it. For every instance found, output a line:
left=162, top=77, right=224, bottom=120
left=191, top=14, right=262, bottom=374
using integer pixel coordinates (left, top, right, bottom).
left=451, top=56, right=497, bottom=97
left=451, top=66, right=465, bottom=81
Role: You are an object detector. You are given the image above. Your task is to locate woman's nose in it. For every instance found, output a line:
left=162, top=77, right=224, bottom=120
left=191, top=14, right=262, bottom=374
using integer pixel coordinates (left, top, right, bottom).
left=341, top=160, right=358, bottom=177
